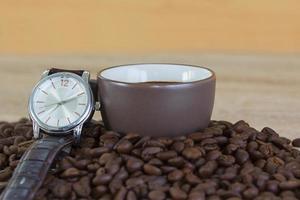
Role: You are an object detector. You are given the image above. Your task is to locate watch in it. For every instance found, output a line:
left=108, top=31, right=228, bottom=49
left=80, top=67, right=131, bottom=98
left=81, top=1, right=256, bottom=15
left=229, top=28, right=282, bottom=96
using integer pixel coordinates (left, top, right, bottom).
left=0, top=68, right=99, bottom=200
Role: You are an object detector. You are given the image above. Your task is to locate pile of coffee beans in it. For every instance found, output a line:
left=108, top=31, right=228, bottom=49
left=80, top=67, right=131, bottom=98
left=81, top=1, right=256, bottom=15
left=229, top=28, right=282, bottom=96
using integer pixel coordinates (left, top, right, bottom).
left=0, top=118, right=300, bottom=200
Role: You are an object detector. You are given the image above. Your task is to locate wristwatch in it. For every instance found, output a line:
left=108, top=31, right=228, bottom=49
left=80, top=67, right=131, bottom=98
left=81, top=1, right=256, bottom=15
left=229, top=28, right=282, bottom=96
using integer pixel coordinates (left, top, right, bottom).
left=0, top=68, right=99, bottom=200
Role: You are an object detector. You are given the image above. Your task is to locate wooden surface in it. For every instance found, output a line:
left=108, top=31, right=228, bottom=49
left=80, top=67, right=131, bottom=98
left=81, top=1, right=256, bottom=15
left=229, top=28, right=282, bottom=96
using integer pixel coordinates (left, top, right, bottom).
left=0, top=54, right=299, bottom=139
left=0, top=0, right=300, bottom=54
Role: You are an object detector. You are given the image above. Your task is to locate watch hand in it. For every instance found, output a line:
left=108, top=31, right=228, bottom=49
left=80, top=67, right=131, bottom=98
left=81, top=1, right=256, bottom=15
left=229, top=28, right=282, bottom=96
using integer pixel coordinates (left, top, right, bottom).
left=41, top=102, right=60, bottom=108
left=47, top=104, right=60, bottom=115
left=60, top=92, right=83, bottom=104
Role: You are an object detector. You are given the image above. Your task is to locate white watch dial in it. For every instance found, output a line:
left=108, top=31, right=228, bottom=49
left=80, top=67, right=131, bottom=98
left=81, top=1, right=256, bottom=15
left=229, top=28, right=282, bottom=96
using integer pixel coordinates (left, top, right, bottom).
left=30, top=73, right=90, bottom=130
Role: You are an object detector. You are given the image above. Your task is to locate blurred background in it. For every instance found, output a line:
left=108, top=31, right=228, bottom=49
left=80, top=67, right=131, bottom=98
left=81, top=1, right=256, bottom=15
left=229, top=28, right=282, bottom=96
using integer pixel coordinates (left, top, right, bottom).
left=0, top=0, right=299, bottom=138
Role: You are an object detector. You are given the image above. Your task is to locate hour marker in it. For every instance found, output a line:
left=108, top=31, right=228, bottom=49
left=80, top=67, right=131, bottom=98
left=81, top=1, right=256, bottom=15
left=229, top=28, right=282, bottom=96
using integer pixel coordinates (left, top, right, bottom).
left=72, top=83, right=78, bottom=89
left=78, top=103, right=86, bottom=106
left=36, top=101, right=45, bottom=103
left=74, top=111, right=81, bottom=116
left=57, top=119, right=60, bottom=126
left=38, top=110, right=46, bottom=115
left=77, top=92, right=85, bottom=96
left=50, top=79, right=56, bottom=89
left=38, top=88, right=48, bottom=95
left=67, top=117, right=71, bottom=124
left=45, top=116, right=51, bottom=124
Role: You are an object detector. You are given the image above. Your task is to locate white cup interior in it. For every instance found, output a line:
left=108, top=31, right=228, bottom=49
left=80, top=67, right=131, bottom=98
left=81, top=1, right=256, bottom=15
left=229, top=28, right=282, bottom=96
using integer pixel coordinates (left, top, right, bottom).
left=100, top=64, right=213, bottom=83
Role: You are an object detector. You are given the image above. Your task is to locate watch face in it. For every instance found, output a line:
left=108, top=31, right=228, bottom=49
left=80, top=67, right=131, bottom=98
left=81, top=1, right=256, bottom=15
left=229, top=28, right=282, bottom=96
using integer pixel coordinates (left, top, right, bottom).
left=29, top=72, right=93, bottom=133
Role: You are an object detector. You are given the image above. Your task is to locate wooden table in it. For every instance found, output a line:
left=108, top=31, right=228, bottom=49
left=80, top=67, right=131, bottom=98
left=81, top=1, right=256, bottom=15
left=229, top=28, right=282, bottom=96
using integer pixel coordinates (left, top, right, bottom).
left=0, top=54, right=299, bottom=139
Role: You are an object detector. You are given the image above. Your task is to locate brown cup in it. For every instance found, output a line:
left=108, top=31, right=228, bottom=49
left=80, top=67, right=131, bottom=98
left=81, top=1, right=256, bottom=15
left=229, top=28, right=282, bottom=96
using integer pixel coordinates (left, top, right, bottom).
left=97, top=63, right=216, bottom=137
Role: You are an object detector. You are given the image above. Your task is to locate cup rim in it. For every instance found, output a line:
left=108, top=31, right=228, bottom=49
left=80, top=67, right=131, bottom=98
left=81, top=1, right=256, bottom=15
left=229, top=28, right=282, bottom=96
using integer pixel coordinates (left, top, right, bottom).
left=97, top=63, right=216, bottom=85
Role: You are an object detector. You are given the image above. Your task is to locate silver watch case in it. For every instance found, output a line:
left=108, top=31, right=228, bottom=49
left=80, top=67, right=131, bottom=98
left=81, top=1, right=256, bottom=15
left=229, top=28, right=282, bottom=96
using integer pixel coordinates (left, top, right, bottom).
left=28, top=70, right=95, bottom=143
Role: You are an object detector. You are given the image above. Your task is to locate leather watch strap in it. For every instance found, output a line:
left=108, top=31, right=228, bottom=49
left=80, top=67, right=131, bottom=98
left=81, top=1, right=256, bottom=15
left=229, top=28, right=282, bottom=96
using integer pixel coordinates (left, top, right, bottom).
left=0, top=135, right=74, bottom=200
left=48, top=68, right=84, bottom=76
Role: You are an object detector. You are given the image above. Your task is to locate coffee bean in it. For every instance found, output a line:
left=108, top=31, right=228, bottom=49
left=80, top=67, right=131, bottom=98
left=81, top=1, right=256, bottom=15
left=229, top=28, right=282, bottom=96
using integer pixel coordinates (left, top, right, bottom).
left=235, top=149, right=249, bottom=164
left=116, top=139, right=133, bottom=154
left=61, top=167, right=80, bottom=178
left=169, top=187, right=187, bottom=200
left=51, top=180, right=71, bottom=198
left=0, top=167, right=12, bottom=181
left=279, top=180, right=300, bottom=190
left=167, top=169, right=184, bottom=182
left=292, top=138, right=300, bottom=147
left=90, top=147, right=110, bottom=157
left=156, top=151, right=177, bottom=160
left=1, top=120, right=300, bottom=199
left=99, top=152, right=117, bottom=165
left=182, top=147, right=202, bottom=160
left=148, top=190, right=166, bottom=200
left=126, top=177, right=144, bottom=188
left=148, top=158, right=163, bottom=166
left=218, top=155, right=235, bottom=166
left=172, top=141, right=185, bottom=152
left=188, top=132, right=213, bottom=141
left=141, top=147, right=163, bottom=161
left=126, top=190, right=137, bottom=200
left=189, top=191, right=205, bottom=200
left=168, top=156, right=185, bottom=167
left=114, top=186, right=127, bottom=200
left=92, top=174, right=112, bottom=185
left=72, top=176, right=91, bottom=197
left=259, top=143, right=274, bottom=158
left=143, top=164, right=162, bottom=176
left=126, top=158, right=144, bottom=173
left=185, top=173, right=201, bottom=185
left=198, top=160, right=218, bottom=178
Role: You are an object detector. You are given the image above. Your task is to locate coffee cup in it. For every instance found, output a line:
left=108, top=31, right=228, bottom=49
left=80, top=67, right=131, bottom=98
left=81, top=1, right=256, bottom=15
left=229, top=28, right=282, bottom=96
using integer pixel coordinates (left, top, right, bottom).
left=97, top=63, right=216, bottom=137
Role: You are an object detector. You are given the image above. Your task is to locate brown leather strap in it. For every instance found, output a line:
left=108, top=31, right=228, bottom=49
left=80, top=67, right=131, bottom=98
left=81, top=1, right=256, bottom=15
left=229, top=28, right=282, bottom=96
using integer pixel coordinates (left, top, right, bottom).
left=48, top=68, right=84, bottom=76
left=48, top=68, right=98, bottom=101
left=0, top=135, right=74, bottom=200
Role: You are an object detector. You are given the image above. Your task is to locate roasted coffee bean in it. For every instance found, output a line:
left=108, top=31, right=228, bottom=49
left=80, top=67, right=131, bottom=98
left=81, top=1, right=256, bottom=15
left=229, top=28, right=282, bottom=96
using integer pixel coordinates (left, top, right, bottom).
left=148, top=190, right=166, bottom=200
left=51, top=180, right=72, bottom=198
left=185, top=173, right=201, bottom=184
left=168, top=156, right=185, bottom=167
left=279, top=180, right=300, bottom=190
left=188, top=132, right=213, bottom=141
left=148, top=158, right=163, bottom=166
left=141, top=147, right=163, bottom=161
left=90, top=147, right=110, bottom=157
left=61, top=167, right=81, bottom=178
left=156, top=150, right=177, bottom=160
left=218, top=155, right=235, bottom=166
left=114, top=186, right=127, bottom=200
left=235, top=149, right=249, bottom=164
left=189, top=191, right=205, bottom=200
left=198, top=160, right=218, bottom=178
left=169, top=187, right=187, bottom=200
left=92, top=185, right=108, bottom=198
left=116, top=139, right=133, bottom=154
left=167, top=169, right=184, bottom=182
left=92, top=174, right=112, bottom=185
left=143, top=164, right=162, bottom=176
left=171, top=141, right=185, bottom=152
left=182, top=147, right=202, bottom=160
left=126, top=177, right=144, bottom=188
left=72, top=176, right=91, bottom=197
left=126, top=158, right=144, bottom=172
left=292, top=138, right=300, bottom=147
left=0, top=120, right=299, bottom=200
left=259, top=143, right=274, bottom=158
left=126, top=190, right=137, bottom=200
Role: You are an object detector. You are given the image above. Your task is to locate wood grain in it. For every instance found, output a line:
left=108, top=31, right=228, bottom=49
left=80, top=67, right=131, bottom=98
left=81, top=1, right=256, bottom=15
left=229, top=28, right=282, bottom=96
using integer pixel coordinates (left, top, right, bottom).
left=0, top=0, right=300, bottom=54
left=0, top=54, right=299, bottom=139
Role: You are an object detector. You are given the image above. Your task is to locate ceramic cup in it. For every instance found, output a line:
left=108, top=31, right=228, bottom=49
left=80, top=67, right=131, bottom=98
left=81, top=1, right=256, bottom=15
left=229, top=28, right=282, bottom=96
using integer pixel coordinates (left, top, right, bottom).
left=97, top=63, right=216, bottom=137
